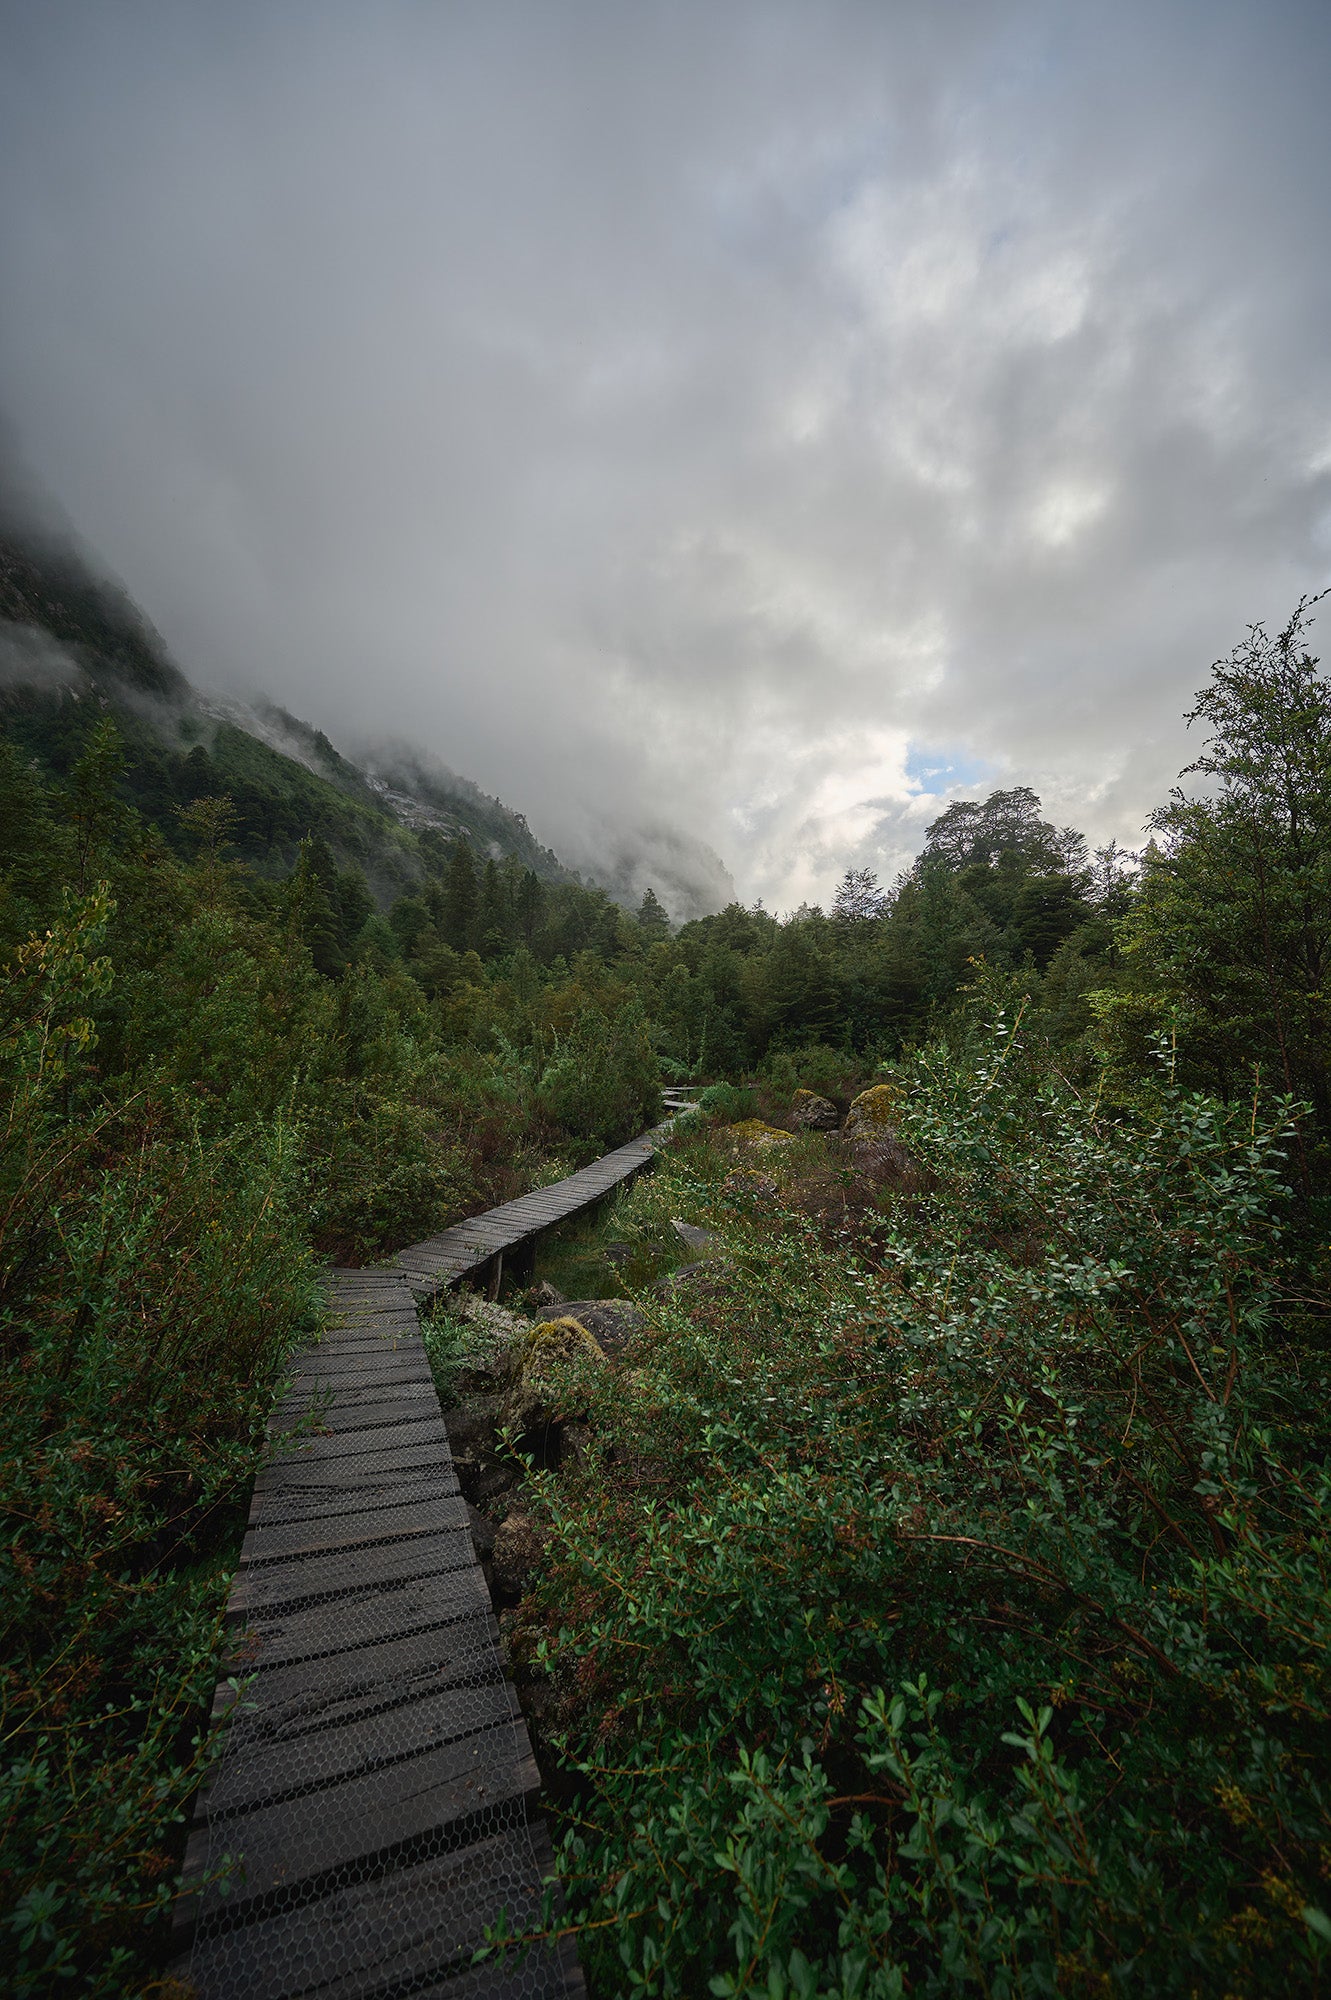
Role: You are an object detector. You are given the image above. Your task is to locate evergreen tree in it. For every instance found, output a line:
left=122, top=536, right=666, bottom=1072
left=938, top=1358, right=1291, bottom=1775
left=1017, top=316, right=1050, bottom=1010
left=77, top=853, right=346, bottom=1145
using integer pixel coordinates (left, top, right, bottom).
left=833, top=867, right=887, bottom=922
left=287, top=837, right=346, bottom=977
left=516, top=867, right=545, bottom=945
left=66, top=717, right=131, bottom=890
left=636, top=887, right=671, bottom=941
left=440, top=837, right=479, bottom=951
left=478, top=856, right=508, bottom=958
left=923, top=786, right=1064, bottom=873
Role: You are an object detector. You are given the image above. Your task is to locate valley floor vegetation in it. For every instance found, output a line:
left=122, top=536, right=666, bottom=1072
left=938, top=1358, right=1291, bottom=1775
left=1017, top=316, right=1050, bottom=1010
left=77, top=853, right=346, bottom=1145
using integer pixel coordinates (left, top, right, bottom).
left=1, top=599, right=1329, bottom=1994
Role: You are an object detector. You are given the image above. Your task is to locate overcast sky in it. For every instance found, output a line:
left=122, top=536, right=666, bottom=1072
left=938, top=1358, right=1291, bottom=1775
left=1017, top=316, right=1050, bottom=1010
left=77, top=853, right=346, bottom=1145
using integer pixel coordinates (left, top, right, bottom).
left=2, top=0, right=1328, bottom=913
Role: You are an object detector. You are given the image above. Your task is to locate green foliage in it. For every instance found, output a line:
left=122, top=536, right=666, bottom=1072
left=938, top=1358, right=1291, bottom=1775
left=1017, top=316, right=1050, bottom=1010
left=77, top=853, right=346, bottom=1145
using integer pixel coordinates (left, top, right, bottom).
left=514, top=998, right=1331, bottom=1995
left=757, top=1043, right=868, bottom=1103
left=697, top=1082, right=758, bottom=1121
left=1108, top=598, right=1331, bottom=1147
left=0, top=891, right=319, bottom=1995
left=536, top=998, right=662, bottom=1147
left=0, top=721, right=672, bottom=1986
left=636, top=887, right=672, bottom=941
left=6, top=562, right=1331, bottom=1993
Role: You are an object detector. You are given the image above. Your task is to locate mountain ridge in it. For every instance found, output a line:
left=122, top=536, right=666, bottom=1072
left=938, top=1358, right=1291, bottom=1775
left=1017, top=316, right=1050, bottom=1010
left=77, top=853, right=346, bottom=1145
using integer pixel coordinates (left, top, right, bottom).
left=0, top=514, right=591, bottom=904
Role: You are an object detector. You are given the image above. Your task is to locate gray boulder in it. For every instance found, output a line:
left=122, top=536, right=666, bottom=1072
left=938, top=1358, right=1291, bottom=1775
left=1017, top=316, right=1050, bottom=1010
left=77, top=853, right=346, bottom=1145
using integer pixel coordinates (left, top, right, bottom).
left=790, top=1089, right=839, bottom=1131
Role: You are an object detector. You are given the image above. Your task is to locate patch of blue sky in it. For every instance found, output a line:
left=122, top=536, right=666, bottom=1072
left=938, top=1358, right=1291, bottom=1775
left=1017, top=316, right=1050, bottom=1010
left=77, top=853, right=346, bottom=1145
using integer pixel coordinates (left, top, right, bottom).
left=903, top=745, right=994, bottom=792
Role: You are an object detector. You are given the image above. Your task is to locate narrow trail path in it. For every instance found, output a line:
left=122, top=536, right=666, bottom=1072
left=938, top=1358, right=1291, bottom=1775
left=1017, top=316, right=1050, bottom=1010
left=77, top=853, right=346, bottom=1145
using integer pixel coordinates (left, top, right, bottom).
left=174, top=1094, right=699, bottom=1998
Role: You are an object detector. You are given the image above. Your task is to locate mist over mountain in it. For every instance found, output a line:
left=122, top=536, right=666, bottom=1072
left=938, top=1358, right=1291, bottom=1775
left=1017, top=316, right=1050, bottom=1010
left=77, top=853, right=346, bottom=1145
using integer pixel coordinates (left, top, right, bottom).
left=0, top=471, right=731, bottom=917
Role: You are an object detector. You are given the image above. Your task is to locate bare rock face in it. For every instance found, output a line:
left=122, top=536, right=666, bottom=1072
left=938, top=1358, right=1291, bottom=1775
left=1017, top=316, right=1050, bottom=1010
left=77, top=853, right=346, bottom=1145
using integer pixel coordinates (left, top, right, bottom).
left=672, top=1218, right=713, bottom=1251
left=530, top=1279, right=566, bottom=1310
left=790, top=1088, right=839, bottom=1131
left=491, top=1509, right=544, bottom=1600
left=446, top=1393, right=505, bottom=1451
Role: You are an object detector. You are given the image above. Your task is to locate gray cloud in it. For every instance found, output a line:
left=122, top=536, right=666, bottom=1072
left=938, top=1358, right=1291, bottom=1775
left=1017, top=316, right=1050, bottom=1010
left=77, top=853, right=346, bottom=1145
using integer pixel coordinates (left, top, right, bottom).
left=2, top=0, right=1328, bottom=910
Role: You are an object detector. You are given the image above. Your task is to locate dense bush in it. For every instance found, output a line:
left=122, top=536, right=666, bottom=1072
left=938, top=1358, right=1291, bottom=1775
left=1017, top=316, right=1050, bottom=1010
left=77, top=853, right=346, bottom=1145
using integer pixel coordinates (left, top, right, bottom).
left=0, top=892, right=321, bottom=1995
left=696, top=1081, right=758, bottom=1121
left=534, top=998, right=662, bottom=1147
left=514, top=995, right=1331, bottom=1995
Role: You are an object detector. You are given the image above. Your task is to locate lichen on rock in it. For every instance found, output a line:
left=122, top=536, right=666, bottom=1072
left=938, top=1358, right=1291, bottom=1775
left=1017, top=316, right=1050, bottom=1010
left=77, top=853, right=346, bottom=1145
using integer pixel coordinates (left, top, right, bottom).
left=843, top=1081, right=915, bottom=1183
left=790, top=1088, right=839, bottom=1131
left=726, top=1118, right=795, bottom=1150
left=844, top=1082, right=901, bottom=1134
left=501, top=1315, right=605, bottom=1437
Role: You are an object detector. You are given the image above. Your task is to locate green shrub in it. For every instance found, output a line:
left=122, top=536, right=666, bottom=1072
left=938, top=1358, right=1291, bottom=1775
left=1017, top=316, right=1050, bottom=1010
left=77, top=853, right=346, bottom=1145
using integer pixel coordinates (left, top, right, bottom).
left=757, top=1042, right=867, bottom=1103
left=0, top=892, right=319, bottom=1995
left=536, top=1000, right=661, bottom=1149
left=697, top=1081, right=757, bottom=1121
left=515, top=998, right=1331, bottom=1996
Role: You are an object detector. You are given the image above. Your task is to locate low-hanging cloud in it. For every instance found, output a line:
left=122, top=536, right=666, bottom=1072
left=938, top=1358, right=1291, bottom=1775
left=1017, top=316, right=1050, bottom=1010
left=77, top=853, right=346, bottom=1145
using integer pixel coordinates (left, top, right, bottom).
left=1, top=0, right=1328, bottom=911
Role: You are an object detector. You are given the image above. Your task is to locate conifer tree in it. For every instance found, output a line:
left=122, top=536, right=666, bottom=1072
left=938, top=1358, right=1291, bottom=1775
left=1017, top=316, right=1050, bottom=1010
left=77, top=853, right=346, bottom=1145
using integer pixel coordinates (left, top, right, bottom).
left=478, top=856, right=508, bottom=957
left=286, top=837, right=345, bottom=977
left=1124, top=597, right=1331, bottom=1134
left=636, top=886, right=671, bottom=940
left=440, top=836, right=479, bottom=950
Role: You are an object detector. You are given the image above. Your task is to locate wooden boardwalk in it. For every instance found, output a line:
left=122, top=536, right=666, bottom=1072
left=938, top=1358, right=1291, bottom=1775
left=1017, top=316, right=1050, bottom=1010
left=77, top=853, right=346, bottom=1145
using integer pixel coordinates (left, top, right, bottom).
left=174, top=1100, right=697, bottom=1997
left=394, top=1103, right=693, bottom=1303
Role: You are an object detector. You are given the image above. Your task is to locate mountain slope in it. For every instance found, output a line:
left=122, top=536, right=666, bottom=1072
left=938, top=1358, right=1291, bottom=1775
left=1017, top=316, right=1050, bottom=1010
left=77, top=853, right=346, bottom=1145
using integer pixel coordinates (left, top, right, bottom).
left=0, top=515, right=578, bottom=901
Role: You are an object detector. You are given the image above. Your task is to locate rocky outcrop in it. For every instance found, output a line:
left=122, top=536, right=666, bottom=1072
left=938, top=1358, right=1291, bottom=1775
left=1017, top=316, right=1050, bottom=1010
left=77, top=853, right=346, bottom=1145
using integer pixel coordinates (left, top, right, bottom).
left=444, top=1298, right=652, bottom=1608
left=843, top=1083, right=914, bottom=1183
left=789, top=1088, right=839, bottom=1131
left=843, top=1083, right=901, bottom=1135
left=559, top=1298, right=650, bottom=1358
left=726, top=1118, right=795, bottom=1151
left=500, top=1316, right=605, bottom=1437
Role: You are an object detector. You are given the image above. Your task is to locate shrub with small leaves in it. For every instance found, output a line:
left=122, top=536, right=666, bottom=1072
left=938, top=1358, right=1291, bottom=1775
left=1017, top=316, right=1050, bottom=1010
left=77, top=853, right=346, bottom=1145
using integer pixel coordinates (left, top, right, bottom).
left=511, top=991, right=1331, bottom=1996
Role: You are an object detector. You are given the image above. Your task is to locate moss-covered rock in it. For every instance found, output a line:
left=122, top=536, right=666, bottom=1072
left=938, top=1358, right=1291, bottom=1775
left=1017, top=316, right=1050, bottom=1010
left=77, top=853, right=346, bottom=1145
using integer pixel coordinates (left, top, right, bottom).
left=790, top=1088, right=839, bottom=1131
left=844, top=1083, right=901, bottom=1135
left=518, top=1315, right=605, bottom=1379
left=727, top=1118, right=795, bottom=1151
left=843, top=1083, right=915, bottom=1183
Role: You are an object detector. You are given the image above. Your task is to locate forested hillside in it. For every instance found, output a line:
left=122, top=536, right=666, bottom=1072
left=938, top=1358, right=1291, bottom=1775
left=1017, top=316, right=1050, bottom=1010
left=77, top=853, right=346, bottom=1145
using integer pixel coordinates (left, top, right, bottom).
left=2, top=584, right=1328, bottom=1995
left=0, top=509, right=579, bottom=900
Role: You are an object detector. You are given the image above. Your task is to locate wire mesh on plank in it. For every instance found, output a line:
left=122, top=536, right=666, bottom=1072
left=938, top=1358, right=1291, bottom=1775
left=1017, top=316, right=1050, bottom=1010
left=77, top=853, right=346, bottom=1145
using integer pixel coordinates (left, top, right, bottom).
left=177, top=1269, right=578, bottom=1999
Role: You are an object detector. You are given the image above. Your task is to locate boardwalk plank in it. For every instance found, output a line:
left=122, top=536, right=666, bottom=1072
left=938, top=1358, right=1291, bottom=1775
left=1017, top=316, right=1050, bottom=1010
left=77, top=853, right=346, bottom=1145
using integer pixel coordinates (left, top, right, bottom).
left=206, top=1680, right=518, bottom=1815
left=275, top=1413, right=450, bottom=1459
left=198, top=1722, right=536, bottom=1901
left=228, top=1528, right=475, bottom=1618
left=234, top=1565, right=494, bottom=1670
left=196, top=1831, right=564, bottom=2000
left=226, top=1613, right=502, bottom=1721
left=176, top=1112, right=683, bottom=1995
left=251, top=1456, right=459, bottom=1504
left=245, top=1485, right=461, bottom=1535
left=272, top=1388, right=440, bottom=1432
left=240, top=1496, right=469, bottom=1563
left=289, top=1354, right=432, bottom=1388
